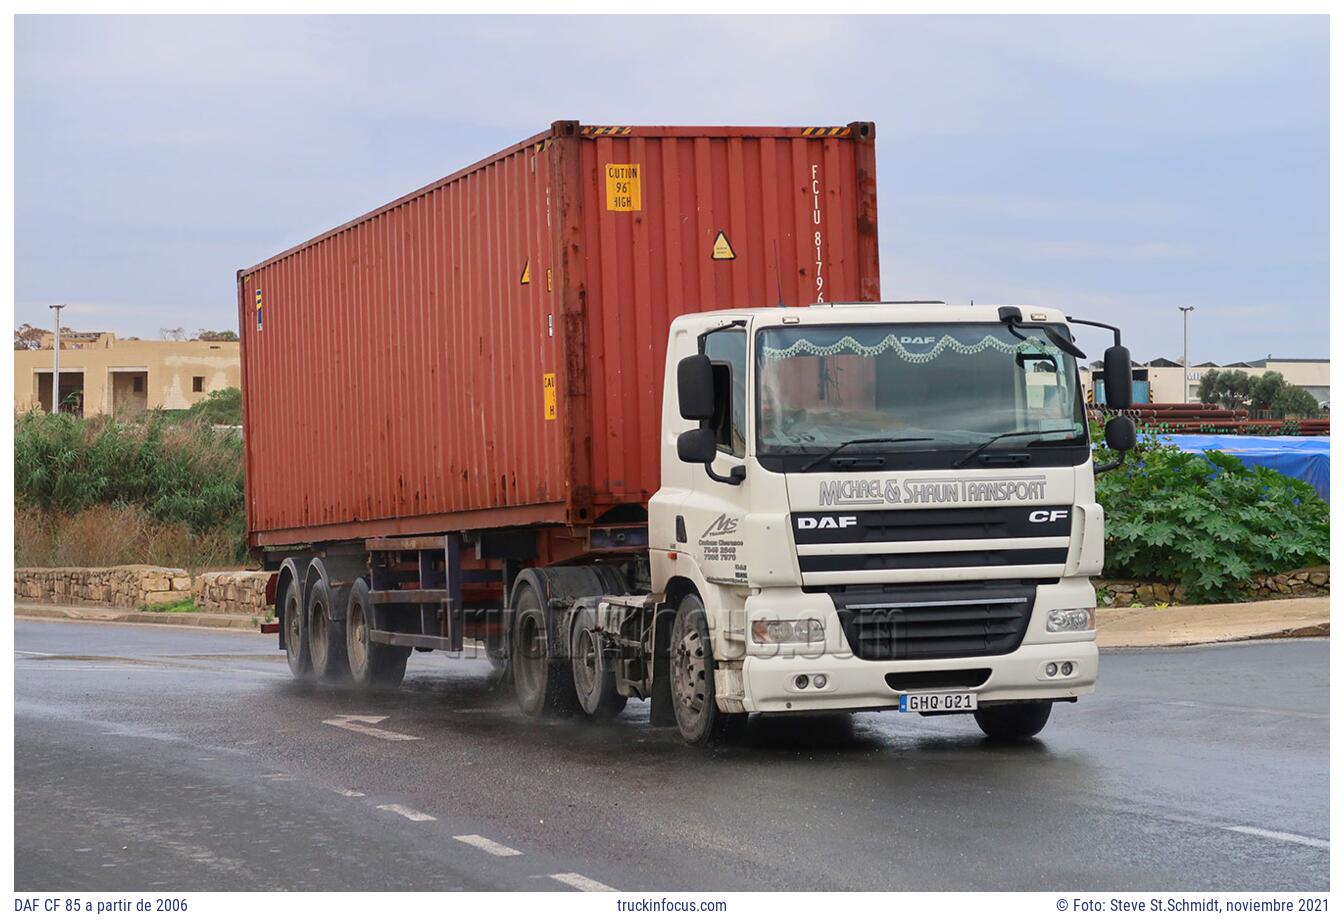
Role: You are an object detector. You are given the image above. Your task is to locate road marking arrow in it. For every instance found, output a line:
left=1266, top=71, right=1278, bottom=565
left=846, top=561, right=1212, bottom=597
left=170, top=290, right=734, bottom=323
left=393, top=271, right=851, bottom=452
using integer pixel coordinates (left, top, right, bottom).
left=322, top=714, right=421, bottom=741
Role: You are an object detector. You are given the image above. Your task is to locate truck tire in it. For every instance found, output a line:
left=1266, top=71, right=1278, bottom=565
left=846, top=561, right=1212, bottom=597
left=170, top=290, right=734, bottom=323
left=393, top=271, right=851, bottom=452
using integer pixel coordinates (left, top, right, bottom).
left=345, top=577, right=410, bottom=689
left=974, top=701, right=1053, bottom=742
left=307, top=574, right=349, bottom=682
left=670, top=594, right=747, bottom=746
left=282, top=577, right=311, bottom=680
left=511, top=581, right=578, bottom=717
left=571, top=604, right=627, bottom=718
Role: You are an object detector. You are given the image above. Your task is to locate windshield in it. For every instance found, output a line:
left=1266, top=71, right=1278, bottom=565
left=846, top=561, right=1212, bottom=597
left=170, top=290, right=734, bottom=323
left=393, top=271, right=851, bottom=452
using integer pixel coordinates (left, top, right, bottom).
left=756, top=323, right=1086, bottom=466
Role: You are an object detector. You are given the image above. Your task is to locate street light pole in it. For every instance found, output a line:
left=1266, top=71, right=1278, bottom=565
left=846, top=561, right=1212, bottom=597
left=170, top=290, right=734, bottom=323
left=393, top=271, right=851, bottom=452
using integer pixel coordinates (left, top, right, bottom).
left=49, top=304, right=65, bottom=414
left=1180, top=305, right=1195, bottom=403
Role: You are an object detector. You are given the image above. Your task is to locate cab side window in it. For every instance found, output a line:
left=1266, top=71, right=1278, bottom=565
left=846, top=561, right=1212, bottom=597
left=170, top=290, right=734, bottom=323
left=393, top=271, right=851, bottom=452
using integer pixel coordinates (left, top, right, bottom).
left=702, top=328, right=747, bottom=458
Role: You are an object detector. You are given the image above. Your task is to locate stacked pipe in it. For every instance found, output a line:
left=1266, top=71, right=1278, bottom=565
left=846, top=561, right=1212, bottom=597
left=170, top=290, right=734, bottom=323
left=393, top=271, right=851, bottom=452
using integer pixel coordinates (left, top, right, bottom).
left=1088, top=402, right=1328, bottom=436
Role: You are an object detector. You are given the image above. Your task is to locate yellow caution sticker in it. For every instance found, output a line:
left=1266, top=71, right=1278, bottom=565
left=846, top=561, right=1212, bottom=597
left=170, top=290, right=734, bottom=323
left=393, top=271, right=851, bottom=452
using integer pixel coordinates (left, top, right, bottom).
left=543, top=373, right=557, bottom=420
left=605, top=164, right=641, bottom=211
left=254, top=289, right=263, bottom=331
left=711, top=231, right=736, bottom=261
left=520, top=259, right=531, bottom=285
left=546, top=268, right=552, bottom=292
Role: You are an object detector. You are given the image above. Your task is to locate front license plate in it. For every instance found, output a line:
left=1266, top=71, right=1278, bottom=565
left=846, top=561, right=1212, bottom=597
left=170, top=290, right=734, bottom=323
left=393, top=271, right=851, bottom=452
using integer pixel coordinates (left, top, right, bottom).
left=899, top=692, right=978, bottom=713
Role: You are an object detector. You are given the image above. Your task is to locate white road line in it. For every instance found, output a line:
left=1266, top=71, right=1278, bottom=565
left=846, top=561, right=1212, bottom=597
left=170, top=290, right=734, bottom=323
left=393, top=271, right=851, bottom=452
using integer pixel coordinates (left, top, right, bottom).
left=15, top=650, right=59, bottom=657
left=550, top=872, right=616, bottom=892
left=334, top=788, right=366, bottom=798
left=377, top=804, right=436, bottom=822
left=322, top=714, right=421, bottom=741
left=1225, top=826, right=1330, bottom=849
left=454, top=835, right=521, bottom=857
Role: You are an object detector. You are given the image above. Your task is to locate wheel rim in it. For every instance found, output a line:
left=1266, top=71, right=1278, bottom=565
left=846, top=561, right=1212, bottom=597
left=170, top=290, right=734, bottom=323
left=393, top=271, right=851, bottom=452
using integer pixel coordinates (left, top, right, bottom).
left=349, top=600, right=368, bottom=674
left=285, top=591, right=302, bottom=657
left=310, top=597, right=327, bottom=662
left=573, top=626, right=599, bottom=701
left=515, top=613, right=546, bottom=703
left=672, top=623, right=708, bottom=723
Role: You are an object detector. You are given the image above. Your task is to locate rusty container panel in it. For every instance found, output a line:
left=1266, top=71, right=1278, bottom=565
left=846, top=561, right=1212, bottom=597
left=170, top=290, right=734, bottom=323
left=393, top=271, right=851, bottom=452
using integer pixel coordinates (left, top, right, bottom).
left=239, top=121, right=878, bottom=549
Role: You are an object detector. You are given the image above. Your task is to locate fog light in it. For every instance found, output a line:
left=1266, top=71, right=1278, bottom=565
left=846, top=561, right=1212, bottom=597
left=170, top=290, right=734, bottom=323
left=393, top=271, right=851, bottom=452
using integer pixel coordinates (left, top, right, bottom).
left=1061, top=661, right=1074, bottom=677
left=813, top=674, right=828, bottom=689
left=794, top=674, right=810, bottom=690
left=1047, top=607, right=1095, bottom=632
left=1045, top=662, right=1058, bottom=677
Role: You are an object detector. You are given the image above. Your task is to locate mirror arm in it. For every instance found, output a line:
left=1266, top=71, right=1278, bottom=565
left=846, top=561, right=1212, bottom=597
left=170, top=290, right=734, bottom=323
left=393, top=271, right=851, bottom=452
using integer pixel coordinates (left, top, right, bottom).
left=1093, top=450, right=1127, bottom=475
left=1066, top=315, right=1123, bottom=347
left=704, top=462, right=746, bottom=486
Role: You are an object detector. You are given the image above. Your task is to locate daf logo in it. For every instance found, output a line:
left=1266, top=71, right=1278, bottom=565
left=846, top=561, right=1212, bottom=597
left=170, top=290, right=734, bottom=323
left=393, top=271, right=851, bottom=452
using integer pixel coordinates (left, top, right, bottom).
left=899, top=336, right=935, bottom=345
left=797, top=515, right=859, bottom=530
left=1028, top=510, right=1069, bottom=523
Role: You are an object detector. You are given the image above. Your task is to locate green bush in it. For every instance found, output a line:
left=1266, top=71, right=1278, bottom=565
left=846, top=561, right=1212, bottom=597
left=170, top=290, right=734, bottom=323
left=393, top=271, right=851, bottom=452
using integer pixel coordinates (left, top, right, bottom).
left=1094, top=430, right=1328, bottom=601
left=15, top=410, right=247, bottom=564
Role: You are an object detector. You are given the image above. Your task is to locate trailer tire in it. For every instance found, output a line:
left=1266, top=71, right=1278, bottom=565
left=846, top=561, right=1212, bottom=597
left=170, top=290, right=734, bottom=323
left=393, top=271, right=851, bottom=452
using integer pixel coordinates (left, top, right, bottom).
left=511, top=581, right=578, bottom=717
left=346, top=578, right=410, bottom=689
left=282, top=577, right=311, bottom=680
left=307, top=575, right=349, bottom=682
left=670, top=594, right=747, bottom=746
left=974, top=701, right=1053, bottom=742
left=571, top=604, right=627, bottom=718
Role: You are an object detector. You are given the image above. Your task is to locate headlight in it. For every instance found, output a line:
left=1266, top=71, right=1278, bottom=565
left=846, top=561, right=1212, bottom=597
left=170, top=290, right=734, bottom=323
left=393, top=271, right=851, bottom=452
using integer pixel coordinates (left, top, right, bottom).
left=1046, top=607, right=1095, bottom=632
left=751, top=618, right=825, bottom=644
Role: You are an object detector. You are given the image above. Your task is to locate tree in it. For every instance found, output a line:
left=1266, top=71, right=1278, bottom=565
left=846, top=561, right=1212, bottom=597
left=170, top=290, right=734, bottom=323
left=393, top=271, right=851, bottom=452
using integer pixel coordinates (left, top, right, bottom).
left=159, top=327, right=187, bottom=341
left=194, top=329, right=239, bottom=342
left=14, top=324, right=49, bottom=350
left=1272, top=386, right=1320, bottom=419
left=1248, top=371, right=1288, bottom=412
left=1197, top=369, right=1253, bottom=410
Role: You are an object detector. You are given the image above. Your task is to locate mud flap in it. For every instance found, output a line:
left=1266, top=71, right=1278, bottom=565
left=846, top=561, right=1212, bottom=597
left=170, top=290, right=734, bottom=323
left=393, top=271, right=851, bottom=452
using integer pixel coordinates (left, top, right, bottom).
left=649, top=606, right=676, bottom=727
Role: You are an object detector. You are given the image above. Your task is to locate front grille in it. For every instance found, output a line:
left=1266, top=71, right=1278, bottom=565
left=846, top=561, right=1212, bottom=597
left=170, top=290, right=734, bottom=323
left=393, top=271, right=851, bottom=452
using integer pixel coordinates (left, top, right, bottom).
left=826, top=583, right=1036, bottom=661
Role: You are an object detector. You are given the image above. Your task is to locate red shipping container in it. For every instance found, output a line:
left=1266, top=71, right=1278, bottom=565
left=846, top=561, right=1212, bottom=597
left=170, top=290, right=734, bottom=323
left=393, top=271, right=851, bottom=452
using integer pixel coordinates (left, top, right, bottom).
left=238, top=120, right=880, bottom=549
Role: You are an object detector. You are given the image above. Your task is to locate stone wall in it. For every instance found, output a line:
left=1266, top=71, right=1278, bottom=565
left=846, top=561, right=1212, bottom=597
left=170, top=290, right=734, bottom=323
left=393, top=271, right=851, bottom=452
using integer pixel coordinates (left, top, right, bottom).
left=1097, top=566, right=1329, bottom=607
left=194, top=571, right=272, bottom=614
left=15, top=565, right=193, bottom=608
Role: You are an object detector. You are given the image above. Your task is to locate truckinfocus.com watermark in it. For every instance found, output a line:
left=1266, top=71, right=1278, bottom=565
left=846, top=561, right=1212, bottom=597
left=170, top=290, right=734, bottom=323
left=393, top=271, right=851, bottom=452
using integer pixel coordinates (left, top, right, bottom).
left=615, top=897, right=729, bottom=913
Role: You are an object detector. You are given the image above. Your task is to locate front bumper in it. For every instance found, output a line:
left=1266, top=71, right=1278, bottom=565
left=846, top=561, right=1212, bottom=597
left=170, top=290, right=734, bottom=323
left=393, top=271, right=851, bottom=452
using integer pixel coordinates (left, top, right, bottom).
left=739, top=639, right=1097, bottom=713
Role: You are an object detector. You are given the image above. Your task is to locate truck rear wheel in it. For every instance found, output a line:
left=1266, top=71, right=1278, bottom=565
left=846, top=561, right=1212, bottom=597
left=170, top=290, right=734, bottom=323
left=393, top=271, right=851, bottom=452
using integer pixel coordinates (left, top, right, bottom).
left=974, top=701, right=1053, bottom=741
left=571, top=604, right=627, bottom=718
left=670, top=595, right=746, bottom=746
left=307, top=575, right=349, bottom=681
left=283, top=578, right=311, bottom=680
left=346, top=578, right=409, bottom=689
left=512, top=581, right=578, bottom=717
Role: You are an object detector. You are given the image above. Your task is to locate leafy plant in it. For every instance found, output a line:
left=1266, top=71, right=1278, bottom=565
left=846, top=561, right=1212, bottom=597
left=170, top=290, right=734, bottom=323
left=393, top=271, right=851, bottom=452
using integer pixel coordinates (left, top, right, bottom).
left=1093, top=430, right=1328, bottom=601
left=142, top=597, right=198, bottom=613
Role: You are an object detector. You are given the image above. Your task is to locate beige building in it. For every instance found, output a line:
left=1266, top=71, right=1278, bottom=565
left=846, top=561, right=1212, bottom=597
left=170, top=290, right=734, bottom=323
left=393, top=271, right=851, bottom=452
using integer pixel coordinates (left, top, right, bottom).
left=1092, top=356, right=1330, bottom=407
left=14, top=331, right=240, bottom=416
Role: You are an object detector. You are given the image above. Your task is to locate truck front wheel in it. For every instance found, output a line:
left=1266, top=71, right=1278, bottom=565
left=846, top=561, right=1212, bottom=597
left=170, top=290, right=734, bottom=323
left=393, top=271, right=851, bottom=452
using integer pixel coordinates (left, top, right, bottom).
left=974, top=701, right=1053, bottom=742
left=670, top=595, right=747, bottom=745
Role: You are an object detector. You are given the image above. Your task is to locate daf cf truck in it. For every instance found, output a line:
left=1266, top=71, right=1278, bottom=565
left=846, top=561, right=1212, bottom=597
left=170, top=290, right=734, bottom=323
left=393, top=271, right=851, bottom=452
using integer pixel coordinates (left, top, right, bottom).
left=241, top=120, right=1136, bottom=745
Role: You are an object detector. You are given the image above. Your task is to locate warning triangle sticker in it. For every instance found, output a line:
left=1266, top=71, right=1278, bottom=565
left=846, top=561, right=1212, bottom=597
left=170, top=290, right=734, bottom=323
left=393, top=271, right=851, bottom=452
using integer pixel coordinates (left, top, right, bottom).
left=711, top=231, right=736, bottom=261
left=520, top=259, right=531, bottom=285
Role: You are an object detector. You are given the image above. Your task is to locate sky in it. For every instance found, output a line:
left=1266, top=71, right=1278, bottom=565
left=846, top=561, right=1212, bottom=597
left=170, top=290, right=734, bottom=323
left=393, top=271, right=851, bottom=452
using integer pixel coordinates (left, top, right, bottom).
left=14, top=14, right=1329, bottom=363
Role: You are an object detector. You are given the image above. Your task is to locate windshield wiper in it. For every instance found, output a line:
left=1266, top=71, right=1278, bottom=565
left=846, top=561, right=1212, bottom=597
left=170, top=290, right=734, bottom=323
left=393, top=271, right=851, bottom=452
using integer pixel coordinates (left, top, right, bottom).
left=800, top=436, right=934, bottom=473
left=951, top=428, right=1081, bottom=469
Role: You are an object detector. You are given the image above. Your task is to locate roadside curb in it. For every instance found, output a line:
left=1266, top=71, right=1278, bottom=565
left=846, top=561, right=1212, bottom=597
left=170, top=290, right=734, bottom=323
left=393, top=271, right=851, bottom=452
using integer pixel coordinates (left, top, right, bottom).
left=1097, top=596, right=1330, bottom=649
left=15, top=603, right=265, bottom=632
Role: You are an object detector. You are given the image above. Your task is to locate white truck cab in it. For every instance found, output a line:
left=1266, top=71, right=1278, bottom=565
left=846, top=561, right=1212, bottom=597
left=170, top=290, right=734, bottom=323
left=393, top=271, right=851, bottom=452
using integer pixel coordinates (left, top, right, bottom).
left=643, top=302, right=1135, bottom=743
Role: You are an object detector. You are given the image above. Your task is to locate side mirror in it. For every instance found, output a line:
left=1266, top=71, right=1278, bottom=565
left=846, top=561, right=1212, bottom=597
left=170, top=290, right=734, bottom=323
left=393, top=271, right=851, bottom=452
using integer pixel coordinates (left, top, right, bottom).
left=1103, top=345, right=1133, bottom=409
left=1104, top=416, right=1136, bottom=452
left=677, top=354, right=715, bottom=421
left=677, top=427, right=717, bottom=464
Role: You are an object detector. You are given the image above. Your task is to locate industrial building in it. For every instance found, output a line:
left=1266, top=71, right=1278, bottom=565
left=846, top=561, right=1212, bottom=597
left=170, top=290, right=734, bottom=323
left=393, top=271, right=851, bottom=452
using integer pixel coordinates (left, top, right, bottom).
left=14, top=331, right=240, bottom=417
left=1093, top=357, right=1329, bottom=407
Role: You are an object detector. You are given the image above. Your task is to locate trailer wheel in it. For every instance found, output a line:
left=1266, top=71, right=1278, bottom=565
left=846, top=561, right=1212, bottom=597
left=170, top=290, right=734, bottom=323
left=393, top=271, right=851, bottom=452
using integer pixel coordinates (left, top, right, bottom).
left=974, top=701, right=1053, bottom=742
left=346, top=578, right=409, bottom=689
left=283, top=577, right=311, bottom=680
left=307, top=575, right=349, bottom=682
left=571, top=605, right=627, bottom=718
left=670, top=594, right=747, bottom=746
left=511, top=581, right=578, bottom=717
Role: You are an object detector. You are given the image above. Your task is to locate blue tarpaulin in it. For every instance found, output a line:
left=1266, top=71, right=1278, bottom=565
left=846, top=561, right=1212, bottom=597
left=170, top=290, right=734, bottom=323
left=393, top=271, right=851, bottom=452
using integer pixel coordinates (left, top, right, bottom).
left=1160, top=434, right=1331, bottom=502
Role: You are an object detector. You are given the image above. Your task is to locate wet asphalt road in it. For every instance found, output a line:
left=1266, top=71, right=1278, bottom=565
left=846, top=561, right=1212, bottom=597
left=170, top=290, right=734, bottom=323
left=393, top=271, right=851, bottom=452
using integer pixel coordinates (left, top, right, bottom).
left=14, top=618, right=1329, bottom=891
